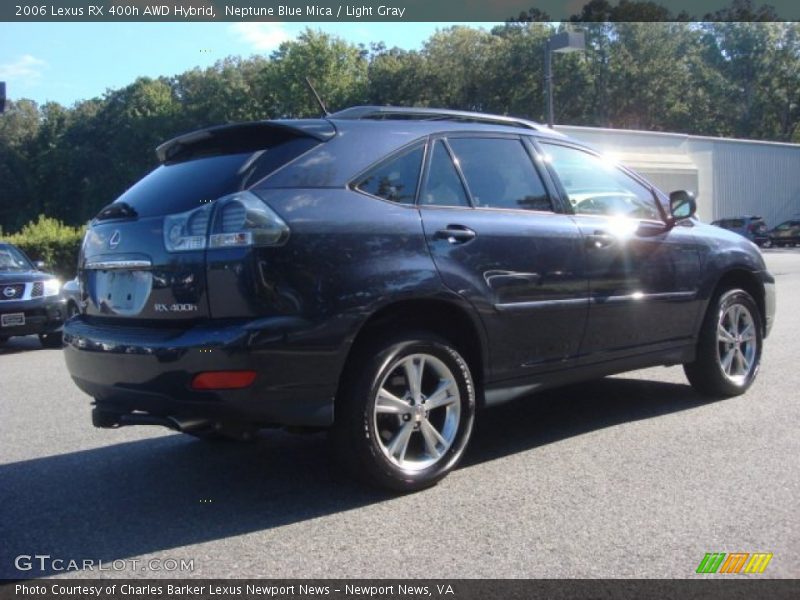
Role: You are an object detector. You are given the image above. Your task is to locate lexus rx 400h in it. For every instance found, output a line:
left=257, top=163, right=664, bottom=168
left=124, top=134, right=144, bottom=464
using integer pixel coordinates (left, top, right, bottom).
left=63, top=107, right=776, bottom=491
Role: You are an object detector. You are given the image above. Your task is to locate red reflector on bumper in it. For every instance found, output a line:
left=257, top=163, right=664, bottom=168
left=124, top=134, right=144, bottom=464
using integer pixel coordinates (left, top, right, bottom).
left=191, top=371, right=257, bottom=390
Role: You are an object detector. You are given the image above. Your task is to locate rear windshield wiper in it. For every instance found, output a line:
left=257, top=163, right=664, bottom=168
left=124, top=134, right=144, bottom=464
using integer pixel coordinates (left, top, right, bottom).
left=95, top=201, right=138, bottom=221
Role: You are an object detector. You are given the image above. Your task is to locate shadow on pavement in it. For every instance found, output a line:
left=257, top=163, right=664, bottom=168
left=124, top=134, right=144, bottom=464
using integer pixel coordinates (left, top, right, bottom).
left=0, top=335, right=50, bottom=355
left=0, top=376, right=718, bottom=578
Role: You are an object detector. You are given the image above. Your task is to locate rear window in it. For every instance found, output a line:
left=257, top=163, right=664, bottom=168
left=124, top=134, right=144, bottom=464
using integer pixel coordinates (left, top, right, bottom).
left=104, top=137, right=318, bottom=218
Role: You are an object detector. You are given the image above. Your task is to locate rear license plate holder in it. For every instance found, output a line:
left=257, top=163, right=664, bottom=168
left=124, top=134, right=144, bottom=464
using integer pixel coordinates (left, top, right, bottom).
left=92, top=269, right=152, bottom=316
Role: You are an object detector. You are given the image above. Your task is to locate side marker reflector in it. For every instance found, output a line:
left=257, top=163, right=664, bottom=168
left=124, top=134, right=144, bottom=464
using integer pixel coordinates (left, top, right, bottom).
left=192, top=371, right=257, bottom=390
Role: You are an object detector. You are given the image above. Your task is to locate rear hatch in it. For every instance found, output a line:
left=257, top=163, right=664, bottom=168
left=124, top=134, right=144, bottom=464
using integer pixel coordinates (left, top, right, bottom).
left=80, top=120, right=333, bottom=322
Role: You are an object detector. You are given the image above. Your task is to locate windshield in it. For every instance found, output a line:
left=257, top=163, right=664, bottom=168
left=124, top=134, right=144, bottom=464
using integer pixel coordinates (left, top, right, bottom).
left=0, top=246, right=33, bottom=271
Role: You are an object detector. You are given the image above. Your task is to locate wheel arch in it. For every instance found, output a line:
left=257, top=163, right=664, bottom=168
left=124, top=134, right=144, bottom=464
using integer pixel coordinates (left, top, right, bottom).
left=337, top=296, right=489, bottom=407
left=705, top=268, right=767, bottom=335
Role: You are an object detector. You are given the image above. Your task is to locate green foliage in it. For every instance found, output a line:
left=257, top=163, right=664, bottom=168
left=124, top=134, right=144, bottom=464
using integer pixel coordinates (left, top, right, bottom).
left=1, top=216, right=85, bottom=279
left=0, top=11, right=799, bottom=235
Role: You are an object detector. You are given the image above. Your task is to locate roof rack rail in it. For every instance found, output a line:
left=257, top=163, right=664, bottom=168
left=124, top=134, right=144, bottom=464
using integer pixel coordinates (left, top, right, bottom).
left=329, top=105, right=548, bottom=132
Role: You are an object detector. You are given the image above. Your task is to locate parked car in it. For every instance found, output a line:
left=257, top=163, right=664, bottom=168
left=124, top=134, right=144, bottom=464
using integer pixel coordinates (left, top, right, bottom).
left=0, top=242, right=65, bottom=347
left=63, top=106, right=776, bottom=491
left=710, top=216, right=769, bottom=246
left=61, top=277, right=81, bottom=319
left=768, top=219, right=800, bottom=247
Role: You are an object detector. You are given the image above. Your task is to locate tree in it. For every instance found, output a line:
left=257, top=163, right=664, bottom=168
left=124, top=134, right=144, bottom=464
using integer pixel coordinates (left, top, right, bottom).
left=1, top=8, right=799, bottom=234
left=368, top=43, right=430, bottom=107
left=267, top=29, right=368, bottom=116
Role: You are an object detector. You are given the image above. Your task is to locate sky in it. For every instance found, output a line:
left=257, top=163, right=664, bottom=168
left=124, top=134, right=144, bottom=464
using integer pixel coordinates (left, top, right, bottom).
left=0, top=22, right=501, bottom=107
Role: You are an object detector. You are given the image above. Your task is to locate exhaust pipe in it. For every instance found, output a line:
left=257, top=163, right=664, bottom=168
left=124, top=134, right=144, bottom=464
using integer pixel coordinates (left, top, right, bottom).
left=166, top=416, right=213, bottom=433
left=92, top=408, right=256, bottom=440
left=93, top=408, right=211, bottom=432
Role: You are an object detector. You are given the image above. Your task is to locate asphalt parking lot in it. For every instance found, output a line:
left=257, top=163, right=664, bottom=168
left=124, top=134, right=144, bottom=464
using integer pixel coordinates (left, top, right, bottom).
left=1, top=250, right=798, bottom=579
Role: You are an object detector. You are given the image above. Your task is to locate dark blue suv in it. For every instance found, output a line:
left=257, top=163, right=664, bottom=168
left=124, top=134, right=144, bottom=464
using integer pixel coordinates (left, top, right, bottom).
left=63, top=107, right=776, bottom=491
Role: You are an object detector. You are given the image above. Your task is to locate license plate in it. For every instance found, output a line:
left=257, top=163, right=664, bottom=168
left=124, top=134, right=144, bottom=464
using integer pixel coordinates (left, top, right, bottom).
left=1, top=313, right=25, bottom=327
left=92, top=270, right=151, bottom=316
left=107, top=271, right=138, bottom=311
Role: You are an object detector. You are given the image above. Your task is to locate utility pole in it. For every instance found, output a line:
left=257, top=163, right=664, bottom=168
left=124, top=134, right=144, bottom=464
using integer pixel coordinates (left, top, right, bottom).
left=543, top=31, right=585, bottom=128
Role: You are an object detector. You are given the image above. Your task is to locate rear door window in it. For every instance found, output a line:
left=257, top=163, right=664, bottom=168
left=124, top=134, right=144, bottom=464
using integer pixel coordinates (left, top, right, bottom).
left=447, top=137, right=552, bottom=211
left=420, top=141, right=470, bottom=207
left=355, top=145, right=425, bottom=204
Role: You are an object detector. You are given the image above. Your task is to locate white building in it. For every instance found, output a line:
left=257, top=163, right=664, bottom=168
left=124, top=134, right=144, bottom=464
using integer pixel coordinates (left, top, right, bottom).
left=556, top=125, right=800, bottom=227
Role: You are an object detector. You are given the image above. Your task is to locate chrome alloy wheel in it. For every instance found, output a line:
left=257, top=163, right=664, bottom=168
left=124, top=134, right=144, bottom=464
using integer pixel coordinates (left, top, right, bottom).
left=373, top=353, right=461, bottom=471
left=717, top=302, right=758, bottom=385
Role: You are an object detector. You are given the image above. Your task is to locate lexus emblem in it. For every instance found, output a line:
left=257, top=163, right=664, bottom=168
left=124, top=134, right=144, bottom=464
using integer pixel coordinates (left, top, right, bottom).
left=3, top=286, right=15, bottom=298
left=108, top=230, right=121, bottom=249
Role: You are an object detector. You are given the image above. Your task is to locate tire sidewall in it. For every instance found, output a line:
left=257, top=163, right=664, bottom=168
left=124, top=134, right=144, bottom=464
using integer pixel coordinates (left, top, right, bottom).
left=348, top=334, right=476, bottom=491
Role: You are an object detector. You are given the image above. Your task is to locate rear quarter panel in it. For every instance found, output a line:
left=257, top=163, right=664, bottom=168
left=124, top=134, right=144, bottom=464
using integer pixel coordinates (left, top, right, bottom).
left=208, top=188, right=445, bottom=374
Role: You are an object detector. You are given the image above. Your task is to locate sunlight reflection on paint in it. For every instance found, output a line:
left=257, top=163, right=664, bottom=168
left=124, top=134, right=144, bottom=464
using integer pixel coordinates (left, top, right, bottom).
left=605, top=215, right=639, bottom=237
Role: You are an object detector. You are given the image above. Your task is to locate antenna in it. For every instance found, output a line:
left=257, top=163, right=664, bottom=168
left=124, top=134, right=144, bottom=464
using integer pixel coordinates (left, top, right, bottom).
left=304, top=77, right=329, bottom=117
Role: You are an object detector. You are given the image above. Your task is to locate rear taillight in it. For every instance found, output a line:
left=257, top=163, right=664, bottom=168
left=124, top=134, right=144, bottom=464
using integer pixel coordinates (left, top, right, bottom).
left=163, top=191, right=289, bottom=253
left=163, top=204, right=212, bottom=252
left=209, top=191, right=290, bottom=248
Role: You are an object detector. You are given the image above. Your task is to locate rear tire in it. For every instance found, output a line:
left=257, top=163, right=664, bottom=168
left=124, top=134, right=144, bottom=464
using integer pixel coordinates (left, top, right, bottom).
left=39, top=332, right=63, bottom=348
left=684, top=289, right=762, bottom=397
left=333, top=331, right=476, bottom=492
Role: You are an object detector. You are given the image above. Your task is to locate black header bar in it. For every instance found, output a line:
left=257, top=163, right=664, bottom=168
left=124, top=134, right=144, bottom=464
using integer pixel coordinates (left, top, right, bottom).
left=2, top=580, right=800, bottom=600
left=2, top=1, right=799, bottom=22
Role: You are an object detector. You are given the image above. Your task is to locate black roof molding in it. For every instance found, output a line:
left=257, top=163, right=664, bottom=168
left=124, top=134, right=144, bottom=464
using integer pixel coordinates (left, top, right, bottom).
left=330, top=105, right=549, bottom=132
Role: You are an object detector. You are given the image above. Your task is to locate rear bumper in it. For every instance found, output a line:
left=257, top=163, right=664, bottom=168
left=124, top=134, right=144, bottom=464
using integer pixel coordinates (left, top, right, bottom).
left=0, top=296, right=65, bottom=337
left=63, top=316, right=345, bottom=428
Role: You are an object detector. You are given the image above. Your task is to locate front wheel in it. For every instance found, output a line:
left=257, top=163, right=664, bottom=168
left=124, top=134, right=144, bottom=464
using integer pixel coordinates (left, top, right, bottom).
left=684, top=289, right=762, bottom=397
left=334, top=332, right=476, bottom=492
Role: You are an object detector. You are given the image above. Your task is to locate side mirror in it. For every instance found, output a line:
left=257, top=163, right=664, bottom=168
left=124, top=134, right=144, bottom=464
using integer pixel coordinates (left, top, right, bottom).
left=35, top=260, right=46, bottom=270
left=669, top=190, right=696, bottom=221
left=0, top=81, right=5, bottom=114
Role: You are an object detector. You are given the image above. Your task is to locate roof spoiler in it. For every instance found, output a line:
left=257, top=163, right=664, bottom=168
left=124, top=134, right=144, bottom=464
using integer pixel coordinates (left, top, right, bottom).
left=156, top=120, right=336, bottom=164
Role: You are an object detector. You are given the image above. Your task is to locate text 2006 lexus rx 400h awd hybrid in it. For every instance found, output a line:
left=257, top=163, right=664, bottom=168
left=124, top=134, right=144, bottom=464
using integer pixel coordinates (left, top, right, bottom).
left=63, top=107, right=775, bottom=491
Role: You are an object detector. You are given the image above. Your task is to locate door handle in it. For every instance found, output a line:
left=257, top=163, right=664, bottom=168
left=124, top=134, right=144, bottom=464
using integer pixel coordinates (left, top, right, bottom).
left=586, top=230, right=615, bottom=249
left=435, top=225, right=477, bottom=244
